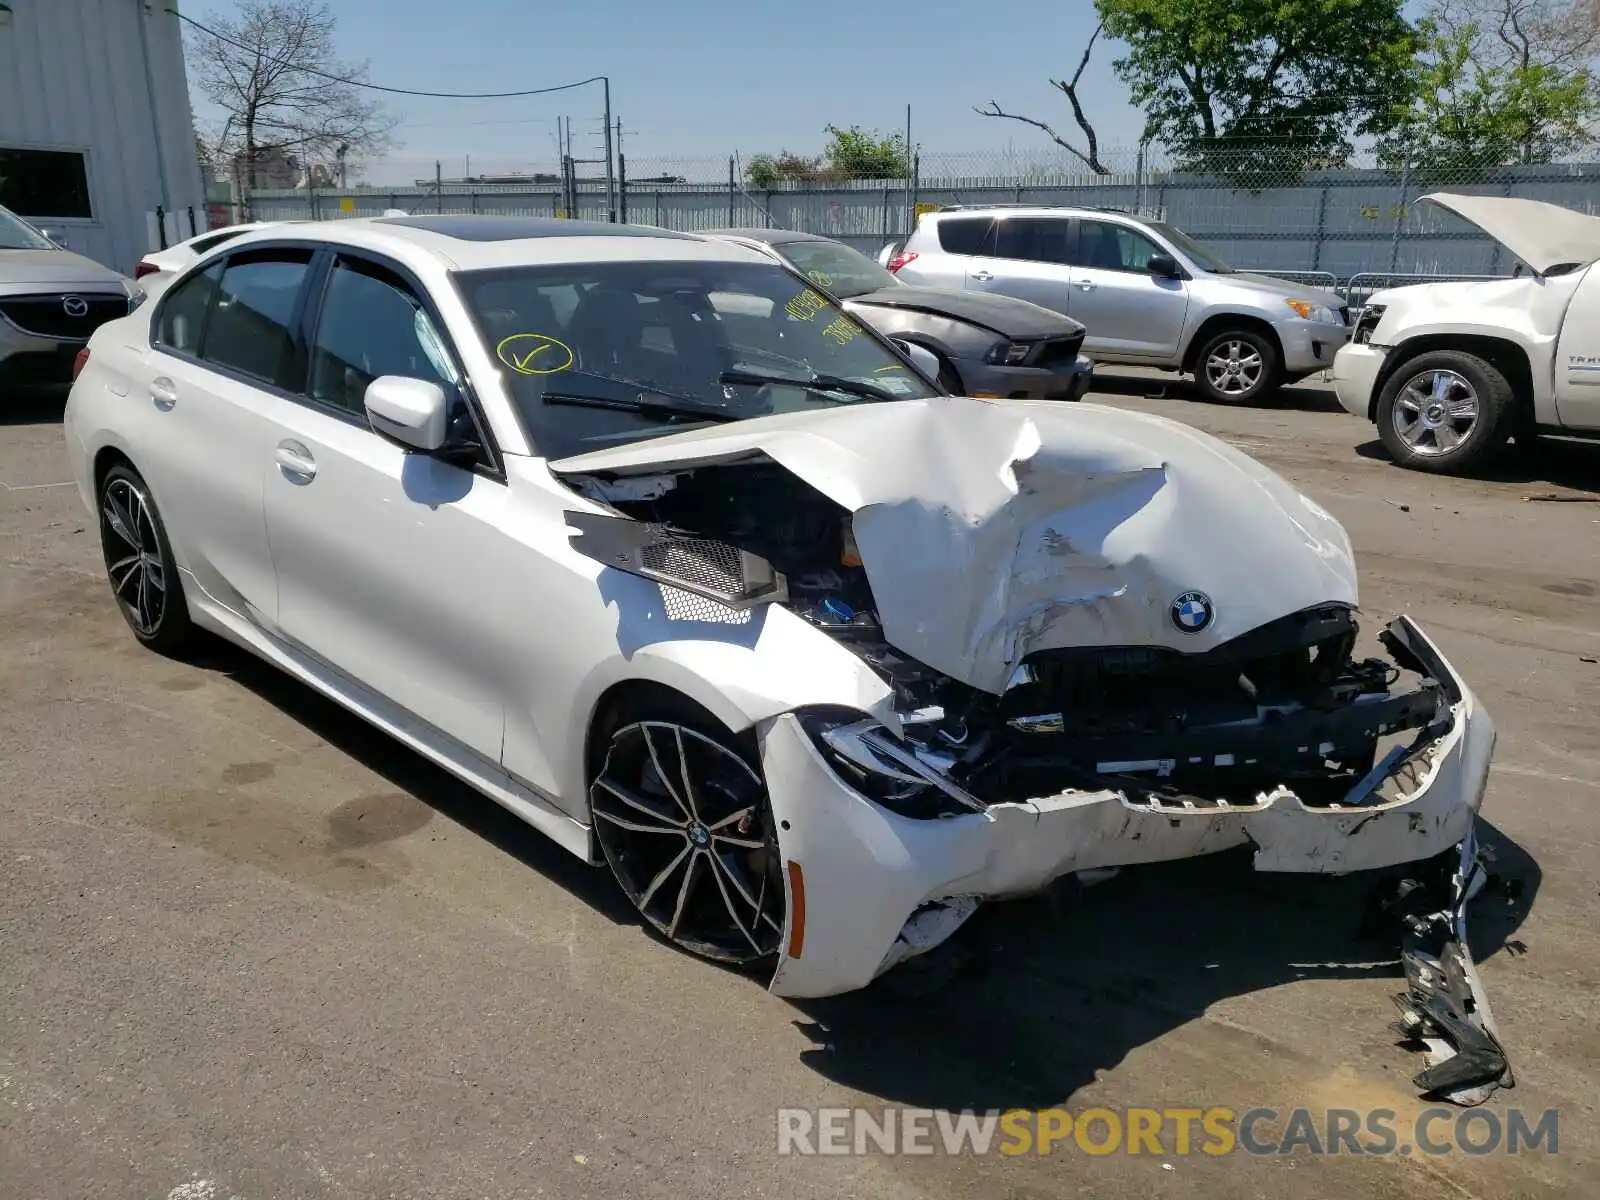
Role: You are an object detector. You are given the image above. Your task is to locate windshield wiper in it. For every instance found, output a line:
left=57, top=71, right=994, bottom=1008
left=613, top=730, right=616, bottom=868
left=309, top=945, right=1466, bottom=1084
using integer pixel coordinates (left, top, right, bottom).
left=542, top=391, right=738, bottom=424
left=719, top=368, right=897, bottom=403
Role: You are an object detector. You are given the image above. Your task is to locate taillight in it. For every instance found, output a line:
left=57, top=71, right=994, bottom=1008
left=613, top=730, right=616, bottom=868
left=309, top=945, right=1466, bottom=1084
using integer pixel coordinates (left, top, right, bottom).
left=72, top=348, right=90, bottom=381
left=134, top=260, right=158, bottom=280
left=886, top=250, right=918, bottom=273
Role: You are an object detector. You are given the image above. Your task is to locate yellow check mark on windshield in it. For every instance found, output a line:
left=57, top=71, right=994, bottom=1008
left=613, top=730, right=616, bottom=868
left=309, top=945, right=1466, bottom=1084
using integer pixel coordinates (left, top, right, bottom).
left=496, top=333, right=574, bottom=376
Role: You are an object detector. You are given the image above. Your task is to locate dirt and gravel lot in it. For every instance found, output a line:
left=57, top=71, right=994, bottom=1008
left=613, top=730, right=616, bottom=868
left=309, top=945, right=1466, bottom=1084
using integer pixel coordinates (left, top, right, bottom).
left=2, top=374, right=1597, bottom=1200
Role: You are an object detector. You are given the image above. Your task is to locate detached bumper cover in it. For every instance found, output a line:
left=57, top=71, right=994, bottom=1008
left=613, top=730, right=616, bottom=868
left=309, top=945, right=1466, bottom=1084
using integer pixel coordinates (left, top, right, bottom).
left=763, top=615, right=1494, bottom=1000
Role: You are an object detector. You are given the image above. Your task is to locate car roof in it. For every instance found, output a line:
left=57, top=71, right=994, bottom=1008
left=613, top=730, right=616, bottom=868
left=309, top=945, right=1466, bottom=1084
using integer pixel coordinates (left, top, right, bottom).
left=218, top=216, right=769, bottom=271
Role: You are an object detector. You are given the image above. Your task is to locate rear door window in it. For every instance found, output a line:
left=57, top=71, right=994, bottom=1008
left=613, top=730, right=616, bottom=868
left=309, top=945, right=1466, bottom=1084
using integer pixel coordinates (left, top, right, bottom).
left=935, top=217, right=992, bottom=255
left=201, top=249, right=314, bottom=384
left=156, top=260, right=223, bottom=355
left=990, top=218, right=1074, bottom=265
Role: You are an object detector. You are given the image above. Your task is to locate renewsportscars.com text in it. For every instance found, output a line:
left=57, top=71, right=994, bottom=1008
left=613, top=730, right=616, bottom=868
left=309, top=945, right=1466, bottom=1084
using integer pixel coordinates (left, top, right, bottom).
left=776, top=1106, right=1559, bottom=1158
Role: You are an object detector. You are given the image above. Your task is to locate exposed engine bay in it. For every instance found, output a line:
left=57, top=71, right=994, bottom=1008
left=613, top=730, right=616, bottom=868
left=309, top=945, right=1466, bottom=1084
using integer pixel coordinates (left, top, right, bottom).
left=565, top=462, right=1448, bottom=816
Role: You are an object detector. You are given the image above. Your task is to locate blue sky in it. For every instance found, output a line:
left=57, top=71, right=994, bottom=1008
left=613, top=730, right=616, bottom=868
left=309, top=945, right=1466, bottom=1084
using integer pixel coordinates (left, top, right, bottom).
left=191, top=0, right=1149, bottom=179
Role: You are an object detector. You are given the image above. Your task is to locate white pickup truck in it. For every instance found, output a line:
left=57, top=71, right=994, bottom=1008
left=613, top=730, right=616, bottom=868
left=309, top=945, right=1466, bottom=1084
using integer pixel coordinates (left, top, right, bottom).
left=1333, top=192, right=1600, bottom=474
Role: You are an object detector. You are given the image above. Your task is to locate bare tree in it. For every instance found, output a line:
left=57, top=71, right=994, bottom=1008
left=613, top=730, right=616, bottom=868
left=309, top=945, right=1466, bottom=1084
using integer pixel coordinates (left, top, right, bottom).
left=188, top=0, right=397, bottom=189
left=976, top=26, right=1112, bottom=174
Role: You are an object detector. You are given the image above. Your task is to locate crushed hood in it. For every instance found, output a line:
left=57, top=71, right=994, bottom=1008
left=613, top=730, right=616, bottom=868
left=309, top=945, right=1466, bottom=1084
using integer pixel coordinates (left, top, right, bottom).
left=846, top=286, right=1085, bottom=340
left=1420, top=192, right=1600, bottom=274
left=550, top=397, right=1358, bottom=694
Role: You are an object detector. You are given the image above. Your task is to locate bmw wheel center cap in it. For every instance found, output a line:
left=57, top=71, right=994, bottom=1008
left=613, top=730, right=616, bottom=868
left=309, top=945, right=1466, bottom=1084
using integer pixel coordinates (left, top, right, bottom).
left=1171, top=590, right=1214, bottom=634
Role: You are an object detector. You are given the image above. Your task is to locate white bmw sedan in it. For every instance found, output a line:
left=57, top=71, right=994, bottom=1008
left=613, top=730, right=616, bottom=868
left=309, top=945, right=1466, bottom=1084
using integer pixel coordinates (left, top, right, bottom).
left=65, top=216, right=1498, bottom=1019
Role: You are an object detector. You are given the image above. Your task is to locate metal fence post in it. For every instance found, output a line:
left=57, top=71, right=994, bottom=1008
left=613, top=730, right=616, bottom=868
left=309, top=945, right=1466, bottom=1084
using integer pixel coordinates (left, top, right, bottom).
left=618, top=152, right=628, bottom=224
left=728, top=155, right=736, bottom=224
left=1312, top=183, right=1328, bottom=270
left=911, top=153, right=919, bottom=233
left=655, top=190, right=662, bottom=228
left=1388, top=145, right=1411, bottom=273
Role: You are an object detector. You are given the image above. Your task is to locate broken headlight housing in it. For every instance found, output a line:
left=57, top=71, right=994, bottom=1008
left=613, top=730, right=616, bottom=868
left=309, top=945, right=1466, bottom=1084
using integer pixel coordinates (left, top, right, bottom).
left=798, top=709, right=986, bottom=820
left=985, top=340, right=1035, bottom=366
left=1352, top=303, right=1387, bottom=345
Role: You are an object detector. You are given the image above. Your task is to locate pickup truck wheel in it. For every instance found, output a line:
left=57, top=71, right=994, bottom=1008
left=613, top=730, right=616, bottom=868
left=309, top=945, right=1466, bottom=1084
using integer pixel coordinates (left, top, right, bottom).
left=1194, top=328, right=1282, bottom=405
left=1375, top=351, right=1515, bottom=475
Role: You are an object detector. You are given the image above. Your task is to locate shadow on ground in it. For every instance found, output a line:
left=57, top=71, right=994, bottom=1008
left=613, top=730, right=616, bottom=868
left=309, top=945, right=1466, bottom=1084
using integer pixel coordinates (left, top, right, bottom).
left=789, top=824, right=1538, bottom=1112
left=1355, top=437, right=1600, bottom=495
left=1090, top=371, right=1346, bottom=414
left=0, top=390, right=67, bottom=427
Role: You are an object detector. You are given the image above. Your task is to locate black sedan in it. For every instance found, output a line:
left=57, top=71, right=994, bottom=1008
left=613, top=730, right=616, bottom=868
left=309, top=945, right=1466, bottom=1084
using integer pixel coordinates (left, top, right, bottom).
left=702, top=228, right=1094, bottom=401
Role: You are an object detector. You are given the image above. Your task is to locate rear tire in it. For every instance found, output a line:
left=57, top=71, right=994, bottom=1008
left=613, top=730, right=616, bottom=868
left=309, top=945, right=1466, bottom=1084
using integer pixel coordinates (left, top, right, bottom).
left=1375, top=351, right=1515, bottom=475
left=1193, top=328, right=1282, bottom=405
left=97, top=463, right=193, bottom=655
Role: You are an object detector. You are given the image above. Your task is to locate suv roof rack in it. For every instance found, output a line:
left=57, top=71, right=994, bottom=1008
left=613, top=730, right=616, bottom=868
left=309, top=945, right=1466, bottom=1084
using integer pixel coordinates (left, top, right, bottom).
left=928, top=203, right=1142, bottom=216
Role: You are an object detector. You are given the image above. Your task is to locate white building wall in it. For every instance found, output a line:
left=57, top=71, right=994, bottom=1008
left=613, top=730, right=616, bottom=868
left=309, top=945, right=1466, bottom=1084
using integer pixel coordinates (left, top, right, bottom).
left=0, top=0, right=204, bottom=272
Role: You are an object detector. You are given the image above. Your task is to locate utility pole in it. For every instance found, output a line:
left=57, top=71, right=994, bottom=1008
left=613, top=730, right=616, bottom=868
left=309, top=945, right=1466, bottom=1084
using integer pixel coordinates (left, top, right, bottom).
left=602, top=76, right=615, bottom=222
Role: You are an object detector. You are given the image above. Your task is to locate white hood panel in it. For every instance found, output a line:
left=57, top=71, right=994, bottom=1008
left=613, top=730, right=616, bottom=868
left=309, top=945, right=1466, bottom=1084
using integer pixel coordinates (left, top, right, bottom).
left=1420, top=192, right=1600, bottom=274
left=552, top=398, right=1359, bottom=693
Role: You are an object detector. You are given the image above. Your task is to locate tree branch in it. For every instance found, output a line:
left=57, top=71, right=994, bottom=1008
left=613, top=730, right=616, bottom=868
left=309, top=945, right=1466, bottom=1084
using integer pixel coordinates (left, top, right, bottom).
left=973, top=26, right=1111, bottom=174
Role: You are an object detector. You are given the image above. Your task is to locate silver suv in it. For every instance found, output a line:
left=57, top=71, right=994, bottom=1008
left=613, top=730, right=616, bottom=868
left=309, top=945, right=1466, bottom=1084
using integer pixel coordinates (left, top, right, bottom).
left=891, top=206, right=1352, bottom=405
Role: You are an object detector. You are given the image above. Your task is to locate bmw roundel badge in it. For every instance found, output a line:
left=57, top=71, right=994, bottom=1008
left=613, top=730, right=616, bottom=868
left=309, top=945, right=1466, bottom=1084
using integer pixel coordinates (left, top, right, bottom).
left=1171, top=590, right=1214, bottom=634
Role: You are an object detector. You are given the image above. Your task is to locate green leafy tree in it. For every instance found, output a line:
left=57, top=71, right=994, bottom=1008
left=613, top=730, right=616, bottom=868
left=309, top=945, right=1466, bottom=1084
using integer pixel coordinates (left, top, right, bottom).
left=820, top=125, right=908, bottom=179
left=744, top=151, right=822, bottom=188
left=745, top=126, right=908, bottom=187
left=1382, top=0, right=1600, bottom=171
left=1095, top=0, right=1421, bottom=180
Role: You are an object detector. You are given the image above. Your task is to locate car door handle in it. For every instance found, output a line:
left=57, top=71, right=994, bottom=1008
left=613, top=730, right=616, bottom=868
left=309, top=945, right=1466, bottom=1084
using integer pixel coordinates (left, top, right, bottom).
left=1074, top=280, right=1098, bottom=292
left=274, top=440, right=317, bottom=483
left=150, top=377, right=177, bottom=410
left=971, top=270, right=994, bottom=282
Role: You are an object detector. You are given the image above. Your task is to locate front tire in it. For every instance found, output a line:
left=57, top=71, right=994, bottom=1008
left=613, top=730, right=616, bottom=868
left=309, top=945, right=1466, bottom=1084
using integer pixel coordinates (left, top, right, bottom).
left=98, top=463, right=193, bottom=654
left=1194, top=328, right=1282, bottom=405
left=590, top=716, right=785, bottom=965
left=1375, top=351, right=1515, bottom=475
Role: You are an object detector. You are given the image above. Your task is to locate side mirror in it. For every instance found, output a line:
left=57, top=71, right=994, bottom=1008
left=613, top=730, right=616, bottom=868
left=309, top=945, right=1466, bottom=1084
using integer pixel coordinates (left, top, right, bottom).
left=1147, top=253, right=1181, bottom=279
left=891, top=338, right=941, bottom=382
left=365, top=376, right=450, bottom=452
left=38, top=228, right=65, bottom=247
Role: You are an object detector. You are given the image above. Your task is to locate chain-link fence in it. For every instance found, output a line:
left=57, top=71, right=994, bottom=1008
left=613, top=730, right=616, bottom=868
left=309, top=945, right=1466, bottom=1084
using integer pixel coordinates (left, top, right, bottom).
left=211, top=140, right=1600, bottom=292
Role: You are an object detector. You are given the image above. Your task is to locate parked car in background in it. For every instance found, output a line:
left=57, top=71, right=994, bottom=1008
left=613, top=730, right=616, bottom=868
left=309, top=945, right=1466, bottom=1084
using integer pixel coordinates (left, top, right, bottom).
left=134, top=221, right=285, bottom=296
left=1333, top=193, right=1600, bottom=475
left=0, top=204, right=131, bottom=391
left=891, top=205, right=1352, bottom=405
left=703, top=228, right=1094, bottom=401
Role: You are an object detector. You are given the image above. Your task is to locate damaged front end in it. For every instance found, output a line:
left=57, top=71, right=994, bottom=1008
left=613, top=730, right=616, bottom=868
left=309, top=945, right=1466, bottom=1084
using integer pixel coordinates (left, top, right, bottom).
left=552, top=398, right=1502, bottom=1102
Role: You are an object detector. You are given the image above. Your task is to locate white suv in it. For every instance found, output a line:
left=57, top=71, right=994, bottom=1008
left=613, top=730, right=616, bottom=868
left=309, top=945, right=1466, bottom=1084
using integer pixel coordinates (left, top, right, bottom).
left=891, top=206, right=1352, bottom=405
